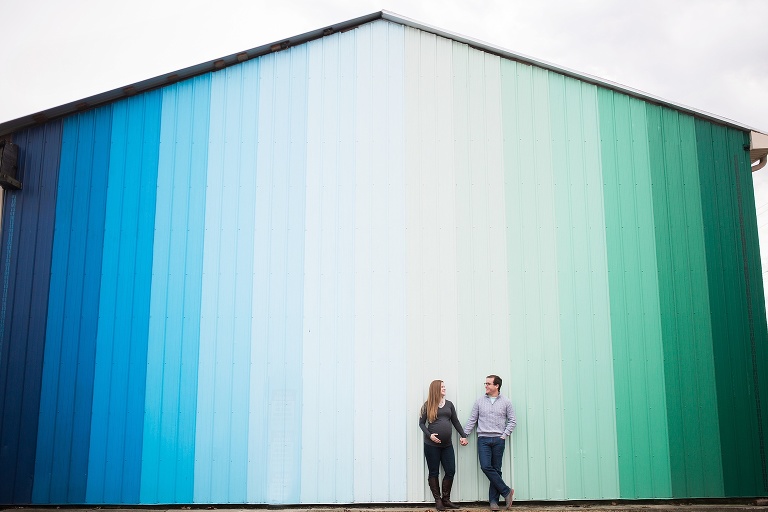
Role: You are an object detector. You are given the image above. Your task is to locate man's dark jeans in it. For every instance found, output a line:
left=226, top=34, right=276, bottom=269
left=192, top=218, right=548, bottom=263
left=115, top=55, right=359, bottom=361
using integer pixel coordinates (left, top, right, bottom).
left=477, top=436, right=510, bottom=504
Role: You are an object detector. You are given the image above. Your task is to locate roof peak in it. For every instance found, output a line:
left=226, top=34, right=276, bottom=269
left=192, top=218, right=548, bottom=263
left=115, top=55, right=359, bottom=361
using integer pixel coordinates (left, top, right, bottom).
left=1, top=10, right=762, bottom=136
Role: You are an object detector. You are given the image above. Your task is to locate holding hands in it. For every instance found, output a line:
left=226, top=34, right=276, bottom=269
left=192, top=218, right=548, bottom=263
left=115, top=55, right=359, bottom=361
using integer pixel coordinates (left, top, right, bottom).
left=459, top=437, right=468, bottom=446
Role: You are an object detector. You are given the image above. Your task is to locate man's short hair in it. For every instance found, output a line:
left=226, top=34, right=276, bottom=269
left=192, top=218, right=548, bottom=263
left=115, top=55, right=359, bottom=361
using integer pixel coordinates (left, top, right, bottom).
left=487, top=374, right=502, bottom=391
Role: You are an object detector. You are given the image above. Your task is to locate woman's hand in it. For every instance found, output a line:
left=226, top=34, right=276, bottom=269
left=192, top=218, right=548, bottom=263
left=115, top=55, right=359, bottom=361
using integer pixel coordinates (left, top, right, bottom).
left=430, top=433, right=441, bottom=444
left=459, top=437, right=468, bottom=446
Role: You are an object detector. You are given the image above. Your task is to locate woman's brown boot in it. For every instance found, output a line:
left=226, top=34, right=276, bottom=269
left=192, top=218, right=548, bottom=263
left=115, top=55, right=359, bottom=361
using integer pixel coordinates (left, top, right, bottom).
left=428, top=477, right=445, bottom=510
left=441, top=477, right=460, bottom=509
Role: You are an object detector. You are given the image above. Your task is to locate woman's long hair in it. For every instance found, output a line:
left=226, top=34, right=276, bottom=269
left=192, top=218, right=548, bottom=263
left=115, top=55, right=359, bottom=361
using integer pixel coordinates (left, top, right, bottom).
left=422, top=380, right=443, bottom=423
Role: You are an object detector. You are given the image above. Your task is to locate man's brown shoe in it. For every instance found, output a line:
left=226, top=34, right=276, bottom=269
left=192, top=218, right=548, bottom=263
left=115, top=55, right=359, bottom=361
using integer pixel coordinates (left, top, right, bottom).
left=490, top=502, right=500, bottom=511
left=504, top=489, right=515, bottom=509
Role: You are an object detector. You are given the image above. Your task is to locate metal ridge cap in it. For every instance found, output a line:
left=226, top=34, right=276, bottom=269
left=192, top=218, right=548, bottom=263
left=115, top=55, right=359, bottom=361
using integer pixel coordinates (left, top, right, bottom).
left=381, top=10, right=764, bottom=134
left=0, top=10, right=386, bottom=137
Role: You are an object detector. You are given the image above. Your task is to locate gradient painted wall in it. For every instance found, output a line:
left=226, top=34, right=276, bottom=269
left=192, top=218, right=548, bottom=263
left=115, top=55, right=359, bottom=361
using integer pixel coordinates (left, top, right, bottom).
left=0, top=19, right=766, bottom=505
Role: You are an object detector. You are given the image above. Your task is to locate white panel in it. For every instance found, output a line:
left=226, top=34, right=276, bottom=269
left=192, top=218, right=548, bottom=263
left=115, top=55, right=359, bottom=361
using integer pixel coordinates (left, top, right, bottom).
left=353, top=20, right=407, bottom=503
left=300, top=37, right=324, bottom=504
left=404, top=28, right=464, bottom=502
left=404, top=25, right=425, bottom=502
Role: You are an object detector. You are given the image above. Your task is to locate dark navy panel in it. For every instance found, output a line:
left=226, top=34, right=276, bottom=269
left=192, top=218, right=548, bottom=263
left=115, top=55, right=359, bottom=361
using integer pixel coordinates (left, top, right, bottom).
left=33, top=107, right=112, bottom=504
left=0, top=121, right=63, bottom=504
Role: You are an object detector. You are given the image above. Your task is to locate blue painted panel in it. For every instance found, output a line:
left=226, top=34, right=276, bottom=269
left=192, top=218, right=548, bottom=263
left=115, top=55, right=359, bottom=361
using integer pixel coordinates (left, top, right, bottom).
left=247, top=52, right=275, bottom=504
left=195, top=60, right=259, bottom=503
left=300, top=31, right=357, bottom=503
left=33, top=107, right=112, bottom=503
left=0, top=121, right=63, bottom=504
left=194, top=69, right=226, bottom=503
left=175, top=74, right=213, bottom=501
left=87, top=91, right=162, bottom=504
left=246, top=45, right=308, bottom=504
left=142, top=74, right=211, bottom=504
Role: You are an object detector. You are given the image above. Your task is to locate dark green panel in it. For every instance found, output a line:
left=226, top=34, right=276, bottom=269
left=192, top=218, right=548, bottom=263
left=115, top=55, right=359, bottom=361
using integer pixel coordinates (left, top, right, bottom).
left=646, top=105, right=723, bottom=497
left=697, top=119, right=768, bottom=496
left=598, top=88, right=671, bottom=499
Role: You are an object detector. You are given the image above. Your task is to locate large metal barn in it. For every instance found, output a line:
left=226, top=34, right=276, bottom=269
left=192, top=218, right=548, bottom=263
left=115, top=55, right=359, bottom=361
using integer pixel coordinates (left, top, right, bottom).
left=1, top=10, right=767, bottom=506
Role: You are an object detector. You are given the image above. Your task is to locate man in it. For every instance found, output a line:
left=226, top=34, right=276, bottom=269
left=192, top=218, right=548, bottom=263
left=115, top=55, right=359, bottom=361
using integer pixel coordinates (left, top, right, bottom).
left=464, top=375, right=517, bottom=510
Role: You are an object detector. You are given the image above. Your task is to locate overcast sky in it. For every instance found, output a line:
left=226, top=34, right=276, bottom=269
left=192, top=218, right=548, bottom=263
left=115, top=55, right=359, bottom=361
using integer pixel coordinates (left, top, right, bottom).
left=3, top=0, right=768, bottom=298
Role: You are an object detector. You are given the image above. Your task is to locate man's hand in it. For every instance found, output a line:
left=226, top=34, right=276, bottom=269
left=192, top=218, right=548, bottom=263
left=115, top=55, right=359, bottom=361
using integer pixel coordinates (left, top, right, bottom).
left=459, top=437, right=468, bottom=446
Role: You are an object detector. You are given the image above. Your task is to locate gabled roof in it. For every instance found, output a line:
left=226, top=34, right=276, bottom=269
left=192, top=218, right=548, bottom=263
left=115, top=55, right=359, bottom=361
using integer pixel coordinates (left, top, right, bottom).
left=0, top=10, right=763, bottom=138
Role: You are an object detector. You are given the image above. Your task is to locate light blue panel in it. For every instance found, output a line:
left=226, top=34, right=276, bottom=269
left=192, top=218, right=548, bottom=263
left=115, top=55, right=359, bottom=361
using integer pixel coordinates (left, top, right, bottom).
left=352, top=20, right=407, bottom=502
left=300, top=31, right=356, bottom=503
left=246, top=44, right=308, bottom=504
left=141, top=74, right=211, bottom=504
left=87, top=91, right=162, bottom=504
left=195, top=60, right=258, bottom=503
left=34, top=107, right=111, bottom=504
left=275, top=44, right=308, bottom=502
left=194, top=70, right=224, bottom=502
left=331, top=27, right=356, bottom=503
left=176, top=74, right=213, bottom=502
left=247, top=53, right=275, bottom=504
left=140, top=86, right=176, bottom=505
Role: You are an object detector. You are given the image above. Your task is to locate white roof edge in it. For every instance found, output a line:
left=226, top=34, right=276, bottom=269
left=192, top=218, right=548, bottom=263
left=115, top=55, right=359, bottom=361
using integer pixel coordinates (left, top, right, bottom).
left=1, top=10, right=765, bottom=137
left=381, top=10, right=766, bottom=135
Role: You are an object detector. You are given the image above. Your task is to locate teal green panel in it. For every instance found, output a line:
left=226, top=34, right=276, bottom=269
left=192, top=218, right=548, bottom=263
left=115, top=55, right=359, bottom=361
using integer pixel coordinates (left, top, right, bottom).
left=646, top=105, right=723, bottom=497
left=696, top=119, right=768, bottom=496
left=501, top=59, right=566, bottom=500
left=731, top=127, right=768, bottom=496
left=548, top=73, right=619, bottom=499
left=597, top=89, right=672, bottom=498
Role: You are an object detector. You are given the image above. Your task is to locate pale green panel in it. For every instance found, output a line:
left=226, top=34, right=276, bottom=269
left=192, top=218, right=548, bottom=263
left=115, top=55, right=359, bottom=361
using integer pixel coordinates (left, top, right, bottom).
left=403, top=27, right=464, bottom=502
left=501, top=59, right=566, bottom=500
left=547, top=74, right=619, bottom=499
left=453, top=42, right=513, bottom=500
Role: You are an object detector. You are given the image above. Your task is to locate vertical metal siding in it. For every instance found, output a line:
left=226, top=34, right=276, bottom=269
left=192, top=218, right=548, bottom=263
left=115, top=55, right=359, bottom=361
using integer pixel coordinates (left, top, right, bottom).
left=33, top=107, right=112, bottom=504
left=195, top=60, right=259, bottom=503
left=403, top=28, right=468, bottom=502
left=696, top=120, right=768, bottom=497
left=501, top=59, right=565, bottom=500
left=301, top=28, right=357, bottom=503
left=2, top=17, right=768, bottom=507
left=548, top=74, right=618, bottom=499
left=646, top=105, right=723, bottom=497
left=86, top=91, right=162, bottom=503
left=597, top=90, right=672, bottom=498
left=353, top=21, right=406, bottom=503
left=249, top=45, right=308, bottom=503
left=0, top=121, right=62, bottom=504
left=141, top=74, right=212, bottom=504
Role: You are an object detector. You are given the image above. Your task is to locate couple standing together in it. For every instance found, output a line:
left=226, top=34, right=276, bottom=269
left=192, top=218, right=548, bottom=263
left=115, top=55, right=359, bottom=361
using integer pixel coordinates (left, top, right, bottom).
left=419, top=375, right=517, bottom=511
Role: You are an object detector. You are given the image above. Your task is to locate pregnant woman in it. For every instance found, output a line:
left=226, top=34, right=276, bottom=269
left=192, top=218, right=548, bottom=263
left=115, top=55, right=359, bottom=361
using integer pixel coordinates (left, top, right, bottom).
left=419, top=380, right=468, bottom=510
